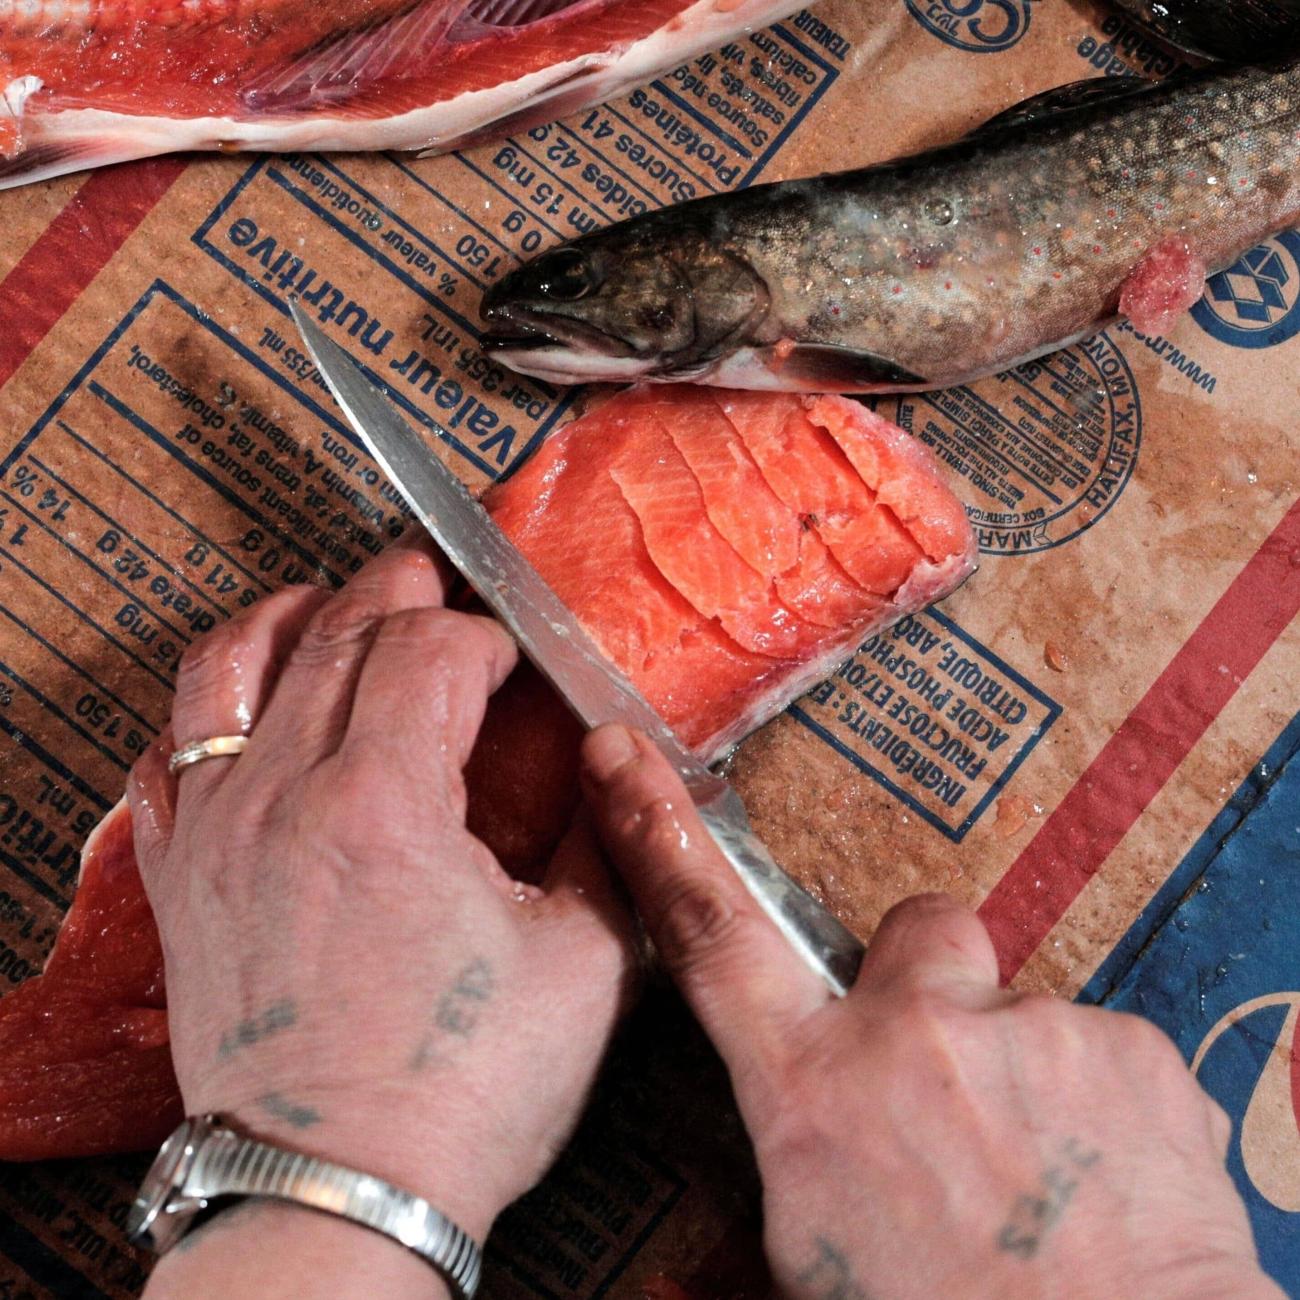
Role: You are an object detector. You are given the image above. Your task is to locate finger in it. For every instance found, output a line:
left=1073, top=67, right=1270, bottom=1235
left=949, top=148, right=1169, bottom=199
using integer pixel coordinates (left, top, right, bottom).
left=127, top=725, right=177, bottom=884
left=581, top=724, right=827, bottom=1075
left=537, top=816, right=642, bottom=1014
left=169, top=583, right=330, bottom=808
left=251, top=544, right=449, bottom=774
left=340, top=607, right=517, bottom=797
left=543, top=810, right=636, bottom=938
left=853, top=894, right=1001, bottom=1004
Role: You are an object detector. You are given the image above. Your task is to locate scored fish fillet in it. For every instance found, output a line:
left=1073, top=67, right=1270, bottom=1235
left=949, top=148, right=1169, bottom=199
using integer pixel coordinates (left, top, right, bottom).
left=0, top=387, right=976, bottom=1159
left=0, top=0, right=806, bottom=188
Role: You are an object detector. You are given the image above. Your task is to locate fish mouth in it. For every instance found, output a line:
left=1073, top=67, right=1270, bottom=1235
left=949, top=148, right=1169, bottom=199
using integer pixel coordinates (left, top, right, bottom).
left=479, top=302, right=636, bottom=360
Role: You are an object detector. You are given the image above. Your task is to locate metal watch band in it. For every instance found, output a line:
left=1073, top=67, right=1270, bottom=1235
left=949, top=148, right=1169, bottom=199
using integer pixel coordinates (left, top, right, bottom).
left=133, top=1116, right=481, bottom=1299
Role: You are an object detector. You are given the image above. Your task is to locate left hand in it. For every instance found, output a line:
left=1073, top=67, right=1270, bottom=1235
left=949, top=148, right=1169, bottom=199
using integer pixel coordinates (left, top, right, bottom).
left=129, top=539, right=637, bottom=1244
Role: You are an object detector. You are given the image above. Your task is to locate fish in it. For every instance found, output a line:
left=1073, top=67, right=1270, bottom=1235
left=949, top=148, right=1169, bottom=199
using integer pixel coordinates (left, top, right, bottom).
left=1110, top=0, right=1300, bottom=61
left=0, top=0, right=805, bottom=189
left=480, top=57, right=1300, bottom=392
left=0, top=384, right=976, bottom=1159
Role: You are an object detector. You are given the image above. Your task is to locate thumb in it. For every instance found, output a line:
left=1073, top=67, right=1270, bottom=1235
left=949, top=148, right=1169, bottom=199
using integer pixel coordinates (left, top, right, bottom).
left=580, top=725, right=827, bottom=1075
left=853, top=893, right=1002, bottom=1006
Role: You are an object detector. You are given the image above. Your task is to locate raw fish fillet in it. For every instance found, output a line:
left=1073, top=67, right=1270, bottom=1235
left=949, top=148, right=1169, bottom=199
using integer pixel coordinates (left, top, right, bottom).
left=0, top=0, right=806, bottom=188
left=0, top=801, right=179, bottom=1159
left=0, top=387, right=976, bottom=1159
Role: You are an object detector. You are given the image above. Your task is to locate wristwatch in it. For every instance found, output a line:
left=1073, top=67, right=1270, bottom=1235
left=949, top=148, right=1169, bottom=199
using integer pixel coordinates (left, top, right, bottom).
left=127, top=1114, right=482, bottom=1299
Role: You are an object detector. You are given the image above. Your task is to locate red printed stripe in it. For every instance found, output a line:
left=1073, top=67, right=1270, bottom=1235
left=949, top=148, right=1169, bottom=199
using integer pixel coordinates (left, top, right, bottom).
left=0, top=159, right=187, bottom=391
left=980, top=496, right=1300, bottom=984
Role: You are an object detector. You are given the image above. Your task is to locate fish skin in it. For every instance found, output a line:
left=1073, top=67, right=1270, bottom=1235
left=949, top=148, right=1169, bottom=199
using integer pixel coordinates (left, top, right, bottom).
left=1110, top=0, right=1300, bottom=61
left=0, top=0, right=806, bottom=188
left=482, top=57, right=1300, bottom=393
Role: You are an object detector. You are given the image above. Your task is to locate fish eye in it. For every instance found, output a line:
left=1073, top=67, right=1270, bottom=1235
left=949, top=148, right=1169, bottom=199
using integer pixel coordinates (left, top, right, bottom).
left=537, top=250, right=594, bottom=301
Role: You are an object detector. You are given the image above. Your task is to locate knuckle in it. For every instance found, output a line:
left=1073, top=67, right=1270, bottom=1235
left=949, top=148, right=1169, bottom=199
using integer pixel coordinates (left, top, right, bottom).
left=652, top=873, right=745, bottom=973
left=176, top=621, right=247, bottom=695
left=295, top=595, right=386, bottom=661
left=377, top=608, right=507, bottom=678
left=1114, top=1008, right=1180, bottom=1060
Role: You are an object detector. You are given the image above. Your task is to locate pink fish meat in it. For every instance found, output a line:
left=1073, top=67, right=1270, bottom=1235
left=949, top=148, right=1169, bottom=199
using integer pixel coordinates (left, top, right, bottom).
left=0, top=0, right=804, bottom=188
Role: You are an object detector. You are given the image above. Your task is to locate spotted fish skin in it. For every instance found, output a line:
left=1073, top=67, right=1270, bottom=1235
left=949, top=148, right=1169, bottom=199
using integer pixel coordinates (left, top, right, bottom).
left=1110, top=0, right=1300, bottom=60
left=482, top=58, right=1300, bottom=392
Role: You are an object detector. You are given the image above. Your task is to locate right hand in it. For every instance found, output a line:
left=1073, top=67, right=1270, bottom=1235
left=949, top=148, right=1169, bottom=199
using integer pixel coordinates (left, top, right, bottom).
left=580, top=725, right=1283, bottom=1300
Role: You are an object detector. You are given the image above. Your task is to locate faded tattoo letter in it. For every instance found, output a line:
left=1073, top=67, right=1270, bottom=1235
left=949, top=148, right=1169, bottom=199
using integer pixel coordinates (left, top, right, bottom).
left=259, top=1092, right=322, bottom=1129
left=217, top=999, right=298, bottom=1060
left=410, top=958, right=495, bottom=1070
left=998, top=1138, right=1102, bottom=1260
left=795, top=1237, right=869, bottom=1300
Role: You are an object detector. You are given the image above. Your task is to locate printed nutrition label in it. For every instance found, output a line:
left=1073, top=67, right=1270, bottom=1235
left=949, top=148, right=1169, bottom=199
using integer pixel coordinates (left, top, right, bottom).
left=880, top=336, right=1144, bottom=556
left=0, top=280, right=414, bottom=922
left=794, top=611, right=1061, bottom=841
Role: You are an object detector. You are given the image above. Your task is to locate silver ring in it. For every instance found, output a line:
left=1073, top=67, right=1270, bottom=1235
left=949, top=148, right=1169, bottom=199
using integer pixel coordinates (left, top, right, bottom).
left=168, top=735, right=250, bottom=775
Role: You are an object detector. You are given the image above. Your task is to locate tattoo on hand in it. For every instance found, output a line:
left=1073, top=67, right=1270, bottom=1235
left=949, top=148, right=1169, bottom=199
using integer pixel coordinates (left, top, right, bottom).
left=795, top=1237, right=869, bottom=1300
left=998, top=1138, right=1102, bottom=1260
left=410, top=959, right=494, bottom=1070
left=258, top=1092, right=322, bottom=1129
left=217, top=999, right=297, bottom=1060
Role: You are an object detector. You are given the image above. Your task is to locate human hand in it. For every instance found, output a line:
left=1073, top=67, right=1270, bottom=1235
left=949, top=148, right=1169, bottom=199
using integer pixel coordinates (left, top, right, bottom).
left=580, top=725, right=1283, bottom=1300
left=128, top=541, right=636, bottom=1251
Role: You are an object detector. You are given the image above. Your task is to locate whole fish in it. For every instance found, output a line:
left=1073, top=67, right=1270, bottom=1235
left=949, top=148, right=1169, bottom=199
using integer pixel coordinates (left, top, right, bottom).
left=0, top=0, right=803, bottom=189
left=481, top=59, right=1300, bottom=392
left=1110, top=0, right=1300, bottom=61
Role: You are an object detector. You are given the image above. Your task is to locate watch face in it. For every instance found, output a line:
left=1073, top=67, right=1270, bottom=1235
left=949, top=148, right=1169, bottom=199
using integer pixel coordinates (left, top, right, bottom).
left=126, top=1116, right=207, bottom=1251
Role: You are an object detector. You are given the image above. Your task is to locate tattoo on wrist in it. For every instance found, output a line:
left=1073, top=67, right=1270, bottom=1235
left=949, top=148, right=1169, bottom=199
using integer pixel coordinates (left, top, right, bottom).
left=411, top=959, right=494, bottom=1071
left=795, top=1237, right=869, bottom=1300
left=258, top=1092, right=322, bottom=1129
left=998, top=1138, right=1102, bottom=1260
left=217, top=1000, right=298, bottom=1060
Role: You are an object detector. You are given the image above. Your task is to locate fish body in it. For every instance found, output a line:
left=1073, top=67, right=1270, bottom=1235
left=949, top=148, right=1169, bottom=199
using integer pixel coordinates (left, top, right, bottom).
left=1110, top=0, right=1300, bottom=60
left=0, top=0, right=803, bottom=188
left=482, top=59, right=1300, bottom=392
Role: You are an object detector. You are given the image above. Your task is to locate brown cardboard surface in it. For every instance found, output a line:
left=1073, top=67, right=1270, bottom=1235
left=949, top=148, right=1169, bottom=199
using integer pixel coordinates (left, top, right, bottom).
left=0, top=2, right=1298, bottom=1296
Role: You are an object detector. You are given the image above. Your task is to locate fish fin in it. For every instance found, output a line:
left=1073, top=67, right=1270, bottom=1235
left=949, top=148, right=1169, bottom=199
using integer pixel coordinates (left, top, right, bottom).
left=241, top=0, right=606, bottom=114
left=753, top=344, right=925, bottom=393
left=970, top=75, right=1155, bottom=138
left=704, top=345, right=926, bottom=394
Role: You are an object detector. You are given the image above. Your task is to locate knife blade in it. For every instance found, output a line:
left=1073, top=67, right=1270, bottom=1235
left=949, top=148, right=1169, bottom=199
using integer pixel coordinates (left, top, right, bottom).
left=290, top=300, right=864, bottom=996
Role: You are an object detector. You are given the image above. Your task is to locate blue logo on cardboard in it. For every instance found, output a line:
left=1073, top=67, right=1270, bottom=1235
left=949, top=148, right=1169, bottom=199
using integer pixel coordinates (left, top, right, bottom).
left=1194, top=995, right=1300, bottom=1219
left=1192, top=228, right=1300, bottom=349
left=905, top=0, right=1033, bottom=53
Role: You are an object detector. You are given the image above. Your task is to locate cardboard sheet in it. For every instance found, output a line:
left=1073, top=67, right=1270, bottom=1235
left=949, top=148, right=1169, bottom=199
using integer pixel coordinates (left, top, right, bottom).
left=1, top=1, right=1298, bottom=1295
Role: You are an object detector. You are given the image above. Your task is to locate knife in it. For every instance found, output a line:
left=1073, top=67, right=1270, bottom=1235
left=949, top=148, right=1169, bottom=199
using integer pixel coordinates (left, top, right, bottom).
left=289, top=300, right=865, bottom=997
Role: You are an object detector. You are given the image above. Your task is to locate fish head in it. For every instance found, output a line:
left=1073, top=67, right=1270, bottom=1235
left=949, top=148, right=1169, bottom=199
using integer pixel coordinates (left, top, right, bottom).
left=480, top=232, right=771, bottom=384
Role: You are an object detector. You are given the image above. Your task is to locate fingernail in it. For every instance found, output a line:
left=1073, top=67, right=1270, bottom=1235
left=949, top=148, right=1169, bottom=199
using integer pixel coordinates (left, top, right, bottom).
left=583, top=725, right=638, bottom=784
